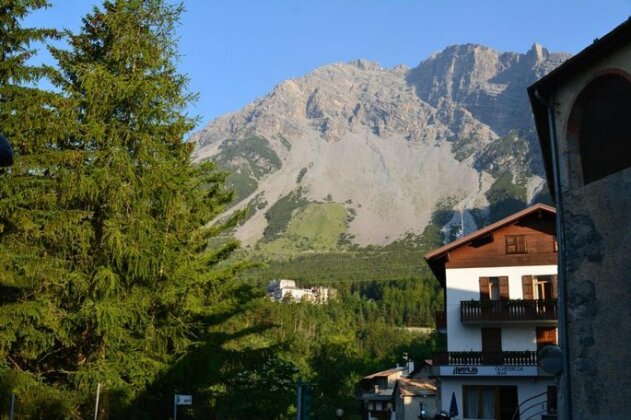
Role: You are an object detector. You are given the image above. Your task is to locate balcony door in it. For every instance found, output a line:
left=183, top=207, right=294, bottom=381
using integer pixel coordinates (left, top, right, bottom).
left=522, top=275, right=558, bottom=300
left=482, top=328, right=502, bottom=364
left=480, top=276, right=509, bottom=301
left=534, top=275, right=557, bottom=300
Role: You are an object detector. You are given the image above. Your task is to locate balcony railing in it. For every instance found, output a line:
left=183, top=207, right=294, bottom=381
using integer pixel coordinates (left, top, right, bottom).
left=435, top=310, right=446, bottom=330
left=433, top=351, right=538, bottom=366
left=461, top=299, right=557, bottom=324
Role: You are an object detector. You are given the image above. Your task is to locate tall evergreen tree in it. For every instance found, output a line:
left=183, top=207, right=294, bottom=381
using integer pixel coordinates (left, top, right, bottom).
left=1, top=0, right=245, bottom=416
left=0, top=1, right=77, bottom=416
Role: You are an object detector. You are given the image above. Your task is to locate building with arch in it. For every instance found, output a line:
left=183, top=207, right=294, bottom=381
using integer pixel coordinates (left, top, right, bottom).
left=529, top=17, right=631, bottom=419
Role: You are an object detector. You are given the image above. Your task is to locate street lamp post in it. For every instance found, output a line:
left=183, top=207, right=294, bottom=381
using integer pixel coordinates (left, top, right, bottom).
left=418, top=402, right=426, bottom=420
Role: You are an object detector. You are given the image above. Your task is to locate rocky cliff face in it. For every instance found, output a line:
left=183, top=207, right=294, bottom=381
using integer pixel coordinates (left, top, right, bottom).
left=191, top=44, right=569, bottom=248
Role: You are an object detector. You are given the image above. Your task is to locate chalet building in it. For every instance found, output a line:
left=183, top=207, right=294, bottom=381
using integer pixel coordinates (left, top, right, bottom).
left=529, top=18, right=631, bottom=419
left=424, top=204, right=558, bottom=419
left=393, top=376, right=438, bottom=420
left=359, top=360, right=437, bottom=420
left=359, top=366, right=406, bottom=420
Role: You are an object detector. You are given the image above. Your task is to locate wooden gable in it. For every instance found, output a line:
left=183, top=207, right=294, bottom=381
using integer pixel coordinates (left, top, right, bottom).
left=445, top=212, right=557, bottom=269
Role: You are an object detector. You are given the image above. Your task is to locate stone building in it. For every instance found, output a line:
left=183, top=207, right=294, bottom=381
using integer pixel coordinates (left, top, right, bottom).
left=528, top=18, right=631, bottom=419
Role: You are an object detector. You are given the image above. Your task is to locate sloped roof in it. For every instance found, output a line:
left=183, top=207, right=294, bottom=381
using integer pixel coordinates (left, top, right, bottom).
left=424, top=203, right=555, bottom=260
left=362, top=367, right=405, bottom=380
left=528, top=17, right=631, bottom=193
left=396, top=377, right=437, bottom=397
left=423, top=203, right=556, bottom=284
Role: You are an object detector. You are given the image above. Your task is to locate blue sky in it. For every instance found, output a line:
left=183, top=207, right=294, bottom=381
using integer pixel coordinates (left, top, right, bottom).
left=26, top=0, right=631, bottom=131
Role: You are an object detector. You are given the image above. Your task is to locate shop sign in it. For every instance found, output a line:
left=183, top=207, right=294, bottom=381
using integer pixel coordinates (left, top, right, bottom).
left=438, top=365, right=539, bottom=376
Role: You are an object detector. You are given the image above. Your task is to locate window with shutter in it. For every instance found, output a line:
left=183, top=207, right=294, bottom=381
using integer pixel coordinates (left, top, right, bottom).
left=505, top=235, right=527, bottom=254
left=489, top=277, right=500, bottom=300
left=479, top=277, right=490, bottom=301
left=533, top=275, right=554, bottom=300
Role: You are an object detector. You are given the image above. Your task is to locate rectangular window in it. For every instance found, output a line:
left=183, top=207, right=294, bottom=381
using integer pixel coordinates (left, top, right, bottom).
left=505, top=234, right=527, bottom=254
left=464, top=386, right=496, bottom=419
left=533, top=275, right=557, bottom=300
left=463, top=385, right=518, bottom=420
left=480, top=276, right=509, bottom=300
left=489, top=277, right=500, bottom=300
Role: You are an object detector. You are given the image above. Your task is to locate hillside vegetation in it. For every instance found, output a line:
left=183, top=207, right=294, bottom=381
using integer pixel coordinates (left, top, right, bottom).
left=192, top=43, right=569, bottom=250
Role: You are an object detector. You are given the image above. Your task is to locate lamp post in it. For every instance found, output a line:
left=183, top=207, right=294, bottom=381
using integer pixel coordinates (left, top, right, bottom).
left=418, top=401, right=426, bottom=420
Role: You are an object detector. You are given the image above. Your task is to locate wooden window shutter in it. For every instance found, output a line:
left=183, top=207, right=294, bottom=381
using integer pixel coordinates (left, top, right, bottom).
left=479, top=277, right=490, bottom=301
left=522, top=275, right=534, bottom=300
left=537, top=327, right=558, bottom=350
left=499, top=276, right=509, bottom=300
left=551, top=275, right=558, bottom=299
left=505, top=235, right=516, bottom=254
left=506, top=235, right=527, bottom=254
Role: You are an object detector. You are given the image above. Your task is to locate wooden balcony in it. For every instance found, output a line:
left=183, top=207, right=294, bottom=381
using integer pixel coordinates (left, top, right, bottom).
left=435, top=310, right=446, bottom=331
left=433, top=351, right=538, bottom=366
left=460, top=299, right=557, bottom=324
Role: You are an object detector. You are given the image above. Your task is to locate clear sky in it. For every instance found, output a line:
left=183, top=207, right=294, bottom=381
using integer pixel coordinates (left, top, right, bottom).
left=25, top=0, right=631, bottom=131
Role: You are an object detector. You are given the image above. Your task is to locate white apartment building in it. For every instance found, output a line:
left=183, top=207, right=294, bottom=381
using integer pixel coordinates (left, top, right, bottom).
left=424, top=204, right=559, bottom=420
left=267, top=279, right=335, bottom=303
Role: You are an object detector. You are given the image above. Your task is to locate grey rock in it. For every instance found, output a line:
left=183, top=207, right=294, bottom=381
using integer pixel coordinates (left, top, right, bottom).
left=190, top=44, right=570, bottom=246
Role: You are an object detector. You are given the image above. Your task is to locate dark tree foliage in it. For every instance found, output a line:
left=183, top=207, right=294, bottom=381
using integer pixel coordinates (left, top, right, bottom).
left=0, top=0, right=252, bottom=416
left=243, top=284, right=444, bottom=419
left=0, top=0, right=75, bottom=416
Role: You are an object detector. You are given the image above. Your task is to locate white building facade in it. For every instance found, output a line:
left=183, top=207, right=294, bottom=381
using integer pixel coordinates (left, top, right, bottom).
left=267, top=279, right=335, bottom=303
left=425, top=204, right=559, bottom=420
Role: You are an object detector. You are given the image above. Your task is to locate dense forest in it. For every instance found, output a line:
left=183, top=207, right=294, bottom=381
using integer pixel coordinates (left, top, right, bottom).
left=0, top=1, right=443, bottom=418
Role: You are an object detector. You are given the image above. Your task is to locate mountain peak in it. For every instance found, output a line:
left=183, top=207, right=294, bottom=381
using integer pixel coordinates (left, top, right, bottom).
left=347, top=58, right=382, bottom=72
left=191, top=43, right=570, bottom=246
left=434, top=43, right=498, bottom=57
left=527, top=43, right=549, bottom=61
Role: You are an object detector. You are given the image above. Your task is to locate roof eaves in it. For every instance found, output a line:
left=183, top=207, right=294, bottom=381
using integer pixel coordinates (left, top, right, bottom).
left=423, top=203, right=555, bottom=261
left=362, top=367, right=405, bottom=380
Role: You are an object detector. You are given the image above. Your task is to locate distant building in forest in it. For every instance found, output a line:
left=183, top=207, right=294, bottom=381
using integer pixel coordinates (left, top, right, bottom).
left=267, top=279, right=335, bottom=303
left=529, top=17, right=631, bottom=419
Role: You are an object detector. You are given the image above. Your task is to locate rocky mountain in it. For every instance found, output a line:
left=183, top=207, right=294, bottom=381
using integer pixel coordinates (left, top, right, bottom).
left=191, top=44, right=569, bottom=251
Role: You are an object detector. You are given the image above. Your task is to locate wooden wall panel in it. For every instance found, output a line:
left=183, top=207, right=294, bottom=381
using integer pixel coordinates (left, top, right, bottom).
left=445, top=216, right=557, bottom=269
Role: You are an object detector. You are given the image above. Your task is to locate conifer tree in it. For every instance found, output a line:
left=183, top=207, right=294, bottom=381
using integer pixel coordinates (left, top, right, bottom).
left=0, top=1, right=78, bottom=416
left=1, top=0, right=245, bottom=416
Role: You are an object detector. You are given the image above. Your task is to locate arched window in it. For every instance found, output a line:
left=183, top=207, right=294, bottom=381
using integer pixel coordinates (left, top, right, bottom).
left=567, top=72, right=631, bottom=185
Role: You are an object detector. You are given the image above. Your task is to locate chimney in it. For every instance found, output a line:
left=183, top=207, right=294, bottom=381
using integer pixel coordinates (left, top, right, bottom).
left=407, top=360, right=415, bottom=376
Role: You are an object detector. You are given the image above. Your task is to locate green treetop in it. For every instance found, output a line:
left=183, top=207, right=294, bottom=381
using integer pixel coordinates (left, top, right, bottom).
left=0, top=0, right=243, bottom=416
